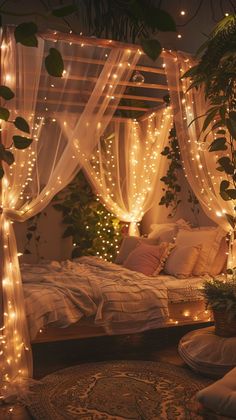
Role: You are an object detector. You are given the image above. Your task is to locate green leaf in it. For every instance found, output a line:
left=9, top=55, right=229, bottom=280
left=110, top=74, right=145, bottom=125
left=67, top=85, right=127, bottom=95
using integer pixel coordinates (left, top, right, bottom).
left=226, top=189, right=236, bottom=199
left=3, top=150, right=14, bottom=165
left=0, top=85, right=14, bottom=100
left=209, top=137, right=227, bottom=152
left=220, top=180, right=230, bottom=191
left=45, top=48, right=64, bottom=77
left=152, top=9, right=176, bottom=32
left=0, top=166, right=4, bottom=178
left=52, top=4, right=77, bottom=17
left=141, top=39, right=162, bottom=61
left=218, top=156, right=234, bottom=174
left=220, top=190, right=231, bottom=201
left=14, top=116, right=30, bottom=134
left=226, top=118, right=236, bottom=139
left=181, top=65, right=199, bottom=79
left=202, top=108, right=218, bottom=132
left=0, top=144, right=14, bottom=165
left=0, top=106, right=10, bottom=121
left=13, top=135, right=32, bottom=149
left=14, top=22, right=38, bottom=47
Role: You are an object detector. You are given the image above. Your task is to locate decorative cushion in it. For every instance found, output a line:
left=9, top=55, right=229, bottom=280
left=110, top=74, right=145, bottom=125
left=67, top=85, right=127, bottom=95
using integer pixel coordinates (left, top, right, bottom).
left=178, top=326, right=236, bottom=378
left=115, top=236, right=159, bottom=265
left=197, top=367, right=236, bottom=418
left=175, top=227, right=225, bottom=276
left=210, top=236, right=228, bottom=276
left=164, top=245, right=201, bottom=278
left=123, top=242, right=174, bottom=276
left=147, top=219, right=190, bottom=242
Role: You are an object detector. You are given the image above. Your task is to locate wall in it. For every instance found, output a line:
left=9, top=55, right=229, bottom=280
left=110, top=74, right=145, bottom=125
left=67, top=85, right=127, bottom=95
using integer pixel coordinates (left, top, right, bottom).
left=141, top=171, right=215, bottom=234
left=14, top=204, right=72, bottom=263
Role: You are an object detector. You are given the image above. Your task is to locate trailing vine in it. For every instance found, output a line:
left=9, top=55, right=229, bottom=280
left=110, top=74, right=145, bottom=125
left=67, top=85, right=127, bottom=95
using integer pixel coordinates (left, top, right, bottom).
left=159, top=125, right=182, bottom=217
left=159, top=124, right=200, bottom=221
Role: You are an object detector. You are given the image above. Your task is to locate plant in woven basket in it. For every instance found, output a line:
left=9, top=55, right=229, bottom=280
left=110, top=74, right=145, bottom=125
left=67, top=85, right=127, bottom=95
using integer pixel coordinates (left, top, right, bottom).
left=202, top=272, right=236, bottom=337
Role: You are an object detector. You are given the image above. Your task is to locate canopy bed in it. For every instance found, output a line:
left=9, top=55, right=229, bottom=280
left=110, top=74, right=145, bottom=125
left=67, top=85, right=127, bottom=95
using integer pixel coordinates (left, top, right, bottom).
left=0, top=26, right=233, bottom=400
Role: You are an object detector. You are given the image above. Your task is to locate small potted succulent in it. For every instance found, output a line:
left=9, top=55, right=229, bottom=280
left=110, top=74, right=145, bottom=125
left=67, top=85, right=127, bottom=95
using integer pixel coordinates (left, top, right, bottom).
left=202, top=269, right=236, bottom=337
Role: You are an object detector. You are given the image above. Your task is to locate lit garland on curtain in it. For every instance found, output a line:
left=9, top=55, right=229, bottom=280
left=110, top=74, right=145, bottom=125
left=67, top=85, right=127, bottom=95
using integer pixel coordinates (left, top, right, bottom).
left=164, top=52, right=233, bottom=267
left=83, top=106, right=172, bottom=236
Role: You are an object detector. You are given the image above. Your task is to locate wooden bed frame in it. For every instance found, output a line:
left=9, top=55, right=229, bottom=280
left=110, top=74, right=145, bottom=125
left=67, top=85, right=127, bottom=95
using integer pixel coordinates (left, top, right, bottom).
left=32, top=300, right=212, bottom=343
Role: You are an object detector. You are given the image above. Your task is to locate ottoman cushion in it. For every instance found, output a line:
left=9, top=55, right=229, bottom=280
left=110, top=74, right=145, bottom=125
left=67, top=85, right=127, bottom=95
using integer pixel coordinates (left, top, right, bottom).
left=178, top=326, right=236, bottom=378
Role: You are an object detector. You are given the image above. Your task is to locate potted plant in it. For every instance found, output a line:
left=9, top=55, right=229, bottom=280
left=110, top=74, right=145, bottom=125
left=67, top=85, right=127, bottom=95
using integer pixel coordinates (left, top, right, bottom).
left=202, top=270, right=236, bottom=337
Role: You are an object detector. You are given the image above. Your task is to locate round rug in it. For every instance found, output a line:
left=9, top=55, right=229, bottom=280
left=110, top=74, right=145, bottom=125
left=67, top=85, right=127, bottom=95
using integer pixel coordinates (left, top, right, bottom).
left=27, top=361, right=212, bottom=420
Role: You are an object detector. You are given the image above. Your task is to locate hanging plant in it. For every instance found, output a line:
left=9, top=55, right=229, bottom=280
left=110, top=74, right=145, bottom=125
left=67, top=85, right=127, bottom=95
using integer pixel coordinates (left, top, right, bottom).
left=53, top=171, right=123, bottom=261
left=182, top=14, right=236, bottom=230
left=159, top=125, right=182, bottom=217
left=159, top=123, right=200, bottom=221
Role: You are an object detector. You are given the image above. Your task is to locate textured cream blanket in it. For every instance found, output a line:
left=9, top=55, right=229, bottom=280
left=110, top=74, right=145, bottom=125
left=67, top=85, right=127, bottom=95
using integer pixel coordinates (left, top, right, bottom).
left=22, top=256, right=169, bottom=340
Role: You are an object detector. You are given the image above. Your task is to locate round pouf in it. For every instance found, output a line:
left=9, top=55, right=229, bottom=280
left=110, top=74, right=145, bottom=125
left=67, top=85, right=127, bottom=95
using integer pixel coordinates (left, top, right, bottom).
left=179, top=326, right=236, bottom=378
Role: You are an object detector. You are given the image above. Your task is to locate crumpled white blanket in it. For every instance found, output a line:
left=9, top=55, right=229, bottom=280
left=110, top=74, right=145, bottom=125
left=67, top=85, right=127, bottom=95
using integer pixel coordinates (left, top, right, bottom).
left=22, top=256, right=169, bottom=339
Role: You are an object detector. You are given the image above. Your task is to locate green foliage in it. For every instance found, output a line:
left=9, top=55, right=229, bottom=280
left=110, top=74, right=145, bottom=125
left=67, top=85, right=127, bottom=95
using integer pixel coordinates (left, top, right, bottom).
left=23, top=212, right=46, bottom=259
left=77, top=0, right=176, bottom=59
left=202, top=273, right=236, bottom=321
left=45, top=48, right=64, bottom=78
left=187, top=189, right=200, bottom=226
left=159, top=125, right=182, bottom=217
left=182, top=14, right=236, bottom=230
left=53, top=171, right=123, bottom=261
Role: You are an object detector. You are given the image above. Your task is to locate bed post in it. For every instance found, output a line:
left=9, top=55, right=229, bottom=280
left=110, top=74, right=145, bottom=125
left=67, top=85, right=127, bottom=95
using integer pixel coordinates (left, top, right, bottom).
left=0, top=25, right=3, bottom=331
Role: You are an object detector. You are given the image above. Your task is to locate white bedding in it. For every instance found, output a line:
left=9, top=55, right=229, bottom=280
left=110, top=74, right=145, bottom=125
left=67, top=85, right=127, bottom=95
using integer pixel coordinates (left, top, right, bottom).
left=21, top=256, right=209, bottom=340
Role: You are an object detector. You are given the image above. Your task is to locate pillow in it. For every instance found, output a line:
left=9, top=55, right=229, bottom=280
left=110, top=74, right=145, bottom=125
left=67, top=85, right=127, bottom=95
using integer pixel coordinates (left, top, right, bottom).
left=197, top=367, right=236, bottom=418
left=148, top=219, right=190, bottom=242
left=123, top=242, right=174, bottom=276
left=115, top=236, right=159, bottom=265
left=164, top=244, right=201, bottom=278
left=210, top=236, right=228, bottom=276
left=175, top=227, right=225, bottom=276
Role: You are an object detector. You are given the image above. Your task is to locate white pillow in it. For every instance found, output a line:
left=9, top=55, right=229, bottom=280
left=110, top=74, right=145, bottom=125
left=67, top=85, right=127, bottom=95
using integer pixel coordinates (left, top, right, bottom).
left=175, top=227, right=225, bottom=276
left=197, top=367, right=236, bottom=418
left=164, top=244, right=201, bottom=278
left=148, top=219, right=190, bottom=242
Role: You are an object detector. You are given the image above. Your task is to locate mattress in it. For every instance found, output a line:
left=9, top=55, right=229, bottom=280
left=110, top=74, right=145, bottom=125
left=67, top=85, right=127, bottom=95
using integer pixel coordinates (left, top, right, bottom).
left=21, top=256, right=210, bottom=341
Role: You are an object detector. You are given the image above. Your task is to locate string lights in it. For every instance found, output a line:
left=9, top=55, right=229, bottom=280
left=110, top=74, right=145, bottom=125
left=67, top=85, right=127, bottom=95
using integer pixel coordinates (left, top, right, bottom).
left=83, top=106, right=172, bottom=238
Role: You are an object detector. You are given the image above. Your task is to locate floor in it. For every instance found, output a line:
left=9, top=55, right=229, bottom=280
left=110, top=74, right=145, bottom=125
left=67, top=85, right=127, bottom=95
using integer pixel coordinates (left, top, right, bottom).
left=0, top=323, right=229, bottom=420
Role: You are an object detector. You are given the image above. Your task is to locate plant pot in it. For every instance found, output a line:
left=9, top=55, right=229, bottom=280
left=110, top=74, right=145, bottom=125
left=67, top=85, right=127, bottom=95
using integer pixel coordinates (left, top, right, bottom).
left=213, top=310, right=236, bottom=337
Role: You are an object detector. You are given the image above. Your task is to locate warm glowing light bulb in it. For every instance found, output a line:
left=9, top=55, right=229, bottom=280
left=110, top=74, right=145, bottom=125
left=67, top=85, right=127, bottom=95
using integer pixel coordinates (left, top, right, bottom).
left=180, top=10, right=186, bottom=15
left=177, top=34, right=182, bottom=39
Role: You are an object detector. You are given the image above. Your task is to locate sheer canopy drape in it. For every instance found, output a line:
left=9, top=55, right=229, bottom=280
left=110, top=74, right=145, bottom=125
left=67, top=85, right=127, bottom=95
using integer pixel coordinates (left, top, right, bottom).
left=164, top=52, right=235, bottom=266
left=0, top=27, right=139, bottom=398
left=83, top=107, right=172, bottom=236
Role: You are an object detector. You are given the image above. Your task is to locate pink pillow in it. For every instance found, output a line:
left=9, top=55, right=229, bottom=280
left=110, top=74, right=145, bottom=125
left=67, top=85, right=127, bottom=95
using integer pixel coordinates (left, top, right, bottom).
left=123, top=242, right=174, bottom=276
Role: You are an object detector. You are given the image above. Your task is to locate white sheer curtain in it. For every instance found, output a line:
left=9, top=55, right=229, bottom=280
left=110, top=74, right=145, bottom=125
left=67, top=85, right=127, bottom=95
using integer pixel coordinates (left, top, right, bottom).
left=164, top=51, right=235, bottom=267
left=0, top=27, right=139, bottom=398
left=83, top=107, right=172, bottom=236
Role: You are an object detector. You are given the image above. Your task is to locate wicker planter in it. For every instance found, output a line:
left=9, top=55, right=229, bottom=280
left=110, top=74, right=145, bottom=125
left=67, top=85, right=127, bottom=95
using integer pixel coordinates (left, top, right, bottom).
left=213, top=310, right=236, bottom=337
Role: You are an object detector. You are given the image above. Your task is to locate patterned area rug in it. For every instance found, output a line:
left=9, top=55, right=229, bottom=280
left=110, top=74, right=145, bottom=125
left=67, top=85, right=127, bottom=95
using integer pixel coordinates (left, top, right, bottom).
left=26, top=360, right=212, bottom=419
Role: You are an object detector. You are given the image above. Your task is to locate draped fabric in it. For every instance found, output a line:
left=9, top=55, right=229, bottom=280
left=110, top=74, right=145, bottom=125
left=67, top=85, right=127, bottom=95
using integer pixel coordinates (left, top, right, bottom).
left=83, top=107, right=172, bottom=236
left=0, top=27, right=139, bottom=398
left=164, top=52, right=235, bottom=267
